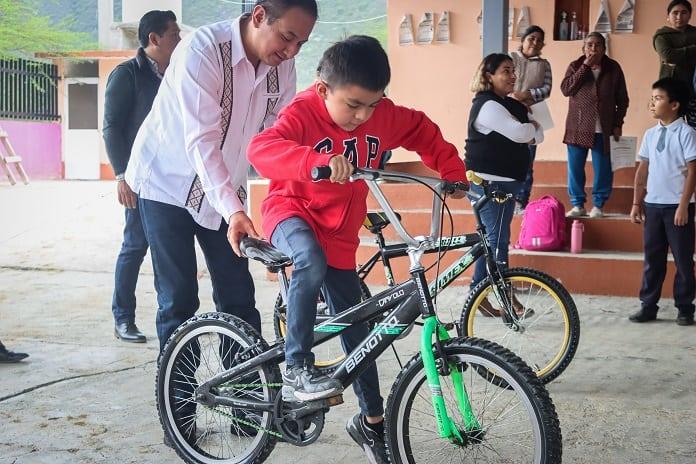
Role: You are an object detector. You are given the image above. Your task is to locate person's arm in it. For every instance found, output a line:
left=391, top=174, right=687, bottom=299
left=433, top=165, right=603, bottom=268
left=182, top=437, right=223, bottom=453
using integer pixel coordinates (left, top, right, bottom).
left=613, top=64, right=630, bottom=138
left=529, top=60, right=552, bottom=102
left=384, top=100, right=465, bottom=182
left=630, top=159, right=649, bottom=224
left=102, top=65, right=134, bottom=177
left=103, top=64, right=138, bottom=209
left=560, top=61, right=591, bottom=97
left=675, top=161, right=696, bottom=226
left=248, top=108, right=334, bottom=182
left=654, top=33, right=696, bottom=65
left=476, top=100, right=537, bottom=143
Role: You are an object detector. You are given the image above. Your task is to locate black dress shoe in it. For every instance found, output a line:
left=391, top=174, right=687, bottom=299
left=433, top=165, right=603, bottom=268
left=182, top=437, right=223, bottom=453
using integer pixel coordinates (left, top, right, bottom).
left=114, top=322, right=147, bottom=343
left=0, top=342, right=29, bottom=363
left=677, top=313, right=695, bottom=326
left=628, top=309, right=658, bottom=323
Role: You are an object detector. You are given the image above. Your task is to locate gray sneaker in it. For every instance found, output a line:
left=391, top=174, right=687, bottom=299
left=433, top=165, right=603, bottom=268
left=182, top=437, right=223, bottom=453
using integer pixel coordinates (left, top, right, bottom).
left=346, top=413, right=388, bottom=464
left=282, top=364, right=343, bottom=402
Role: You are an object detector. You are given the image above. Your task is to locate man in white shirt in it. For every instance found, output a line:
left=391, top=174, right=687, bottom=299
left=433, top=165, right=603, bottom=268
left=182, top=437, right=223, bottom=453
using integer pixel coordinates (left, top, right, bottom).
left=125, top=0, right=317, bottom=352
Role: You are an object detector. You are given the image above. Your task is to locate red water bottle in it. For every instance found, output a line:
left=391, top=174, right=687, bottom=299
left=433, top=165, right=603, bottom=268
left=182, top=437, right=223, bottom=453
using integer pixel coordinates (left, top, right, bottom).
left=570, top=219, right=584, bottom=254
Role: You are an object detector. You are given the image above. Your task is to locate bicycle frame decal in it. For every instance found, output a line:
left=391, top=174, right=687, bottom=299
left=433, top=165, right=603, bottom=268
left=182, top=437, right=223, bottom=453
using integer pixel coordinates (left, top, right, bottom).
left=429, top=242, right=485, bottom=296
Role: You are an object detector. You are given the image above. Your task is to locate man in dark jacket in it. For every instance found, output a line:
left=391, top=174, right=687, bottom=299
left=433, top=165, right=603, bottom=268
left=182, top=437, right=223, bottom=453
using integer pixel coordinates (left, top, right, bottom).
left=653, top=0, right=696, bottom=126
left=103, top=10, right=180, bottom=343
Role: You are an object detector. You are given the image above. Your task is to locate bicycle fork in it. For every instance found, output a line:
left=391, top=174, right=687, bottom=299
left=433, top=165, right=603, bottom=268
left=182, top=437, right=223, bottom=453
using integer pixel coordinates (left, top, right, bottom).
left=420, top=316, right=481, bottom=445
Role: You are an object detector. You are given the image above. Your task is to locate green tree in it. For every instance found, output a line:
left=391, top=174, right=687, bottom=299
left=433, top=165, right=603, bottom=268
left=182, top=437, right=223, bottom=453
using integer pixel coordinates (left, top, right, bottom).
left=0, top=0, right=94, bottom=59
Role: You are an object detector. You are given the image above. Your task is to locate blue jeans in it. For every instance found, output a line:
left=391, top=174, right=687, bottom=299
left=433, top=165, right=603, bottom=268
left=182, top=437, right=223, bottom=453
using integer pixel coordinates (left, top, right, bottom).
left=471, top=181, right=522, bottom=288
left=138, top=198, right=260, bottom=351
left=271, top=217, right=384, bottom=417
left=112, top=204, right=149, bottom=325
left=566, top=134, right=613, bottom=208
left=515, top=145, right=537, bottom=207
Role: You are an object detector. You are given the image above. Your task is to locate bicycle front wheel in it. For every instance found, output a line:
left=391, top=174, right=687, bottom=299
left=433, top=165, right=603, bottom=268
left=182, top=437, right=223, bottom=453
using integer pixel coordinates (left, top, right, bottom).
left=460, top=267, right=580, bottom=384
left=385, top=337, right=562, bottom=464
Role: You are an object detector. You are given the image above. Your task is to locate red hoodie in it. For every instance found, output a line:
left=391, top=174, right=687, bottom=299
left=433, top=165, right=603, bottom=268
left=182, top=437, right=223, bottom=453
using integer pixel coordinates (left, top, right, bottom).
left=248, top=88, right=466, bottom=270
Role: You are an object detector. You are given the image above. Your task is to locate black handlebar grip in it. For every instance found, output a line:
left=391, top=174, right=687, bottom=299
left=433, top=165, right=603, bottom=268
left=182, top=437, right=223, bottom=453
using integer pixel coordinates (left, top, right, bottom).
left=311, top=166, right=332, bottom=181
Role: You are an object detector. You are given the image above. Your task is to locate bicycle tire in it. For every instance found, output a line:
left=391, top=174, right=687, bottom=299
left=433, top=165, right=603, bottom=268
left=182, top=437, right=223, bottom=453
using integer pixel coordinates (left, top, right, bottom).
left=157, top=312, right=280, bottom=464
left=273, top=280, right=372, bottom=374
left=459, top=267, right=580, bottom=384
left=384, top=337, right=562, bottom=464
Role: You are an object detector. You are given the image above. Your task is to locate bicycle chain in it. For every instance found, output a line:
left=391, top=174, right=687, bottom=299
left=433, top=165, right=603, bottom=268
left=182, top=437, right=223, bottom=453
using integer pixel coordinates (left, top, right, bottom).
left=203, top=404, right=283, bottom=439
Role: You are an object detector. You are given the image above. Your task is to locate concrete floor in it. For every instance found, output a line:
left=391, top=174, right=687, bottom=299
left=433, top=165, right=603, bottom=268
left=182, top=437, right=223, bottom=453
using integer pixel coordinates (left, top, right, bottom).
left=0, top=181, right=695, bottom=464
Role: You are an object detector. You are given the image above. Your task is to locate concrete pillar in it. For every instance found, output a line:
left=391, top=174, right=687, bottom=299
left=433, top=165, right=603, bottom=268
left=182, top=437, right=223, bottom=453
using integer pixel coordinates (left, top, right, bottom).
left=482, top=0, right=509, bottom=56
left=97, top=0, right=114, bottom=49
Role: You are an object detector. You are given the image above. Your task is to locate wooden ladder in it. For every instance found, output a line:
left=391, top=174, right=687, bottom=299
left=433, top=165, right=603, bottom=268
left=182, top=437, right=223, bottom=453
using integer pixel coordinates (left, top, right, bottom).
left=0, top=125, right=29, bottom=185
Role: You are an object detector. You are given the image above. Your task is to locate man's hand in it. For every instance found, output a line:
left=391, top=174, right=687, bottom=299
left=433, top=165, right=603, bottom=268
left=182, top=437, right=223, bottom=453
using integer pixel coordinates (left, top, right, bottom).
left=227, top=211, right=261, bottom=257
left=674, top=204, right=688, bottom=226
left=117, top=179, right=137, bottom=209
left=612, top=127, right=622, bottom=142
left=584, top=52, right=601, bottom=67
left=629, top=204, right=644, bottom=224
left=328, top=155, right=354, bottom=184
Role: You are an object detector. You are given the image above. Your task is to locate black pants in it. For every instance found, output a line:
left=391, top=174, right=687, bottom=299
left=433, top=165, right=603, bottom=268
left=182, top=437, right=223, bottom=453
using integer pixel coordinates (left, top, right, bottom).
left=640, top=204, right=695, bottom=315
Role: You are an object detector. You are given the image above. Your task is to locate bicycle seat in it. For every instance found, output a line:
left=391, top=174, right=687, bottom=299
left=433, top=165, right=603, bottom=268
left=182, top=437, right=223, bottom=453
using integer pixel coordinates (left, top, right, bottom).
left=363, top=211, right=402, bottom=234
left=240, top=237, right=292, bottom=269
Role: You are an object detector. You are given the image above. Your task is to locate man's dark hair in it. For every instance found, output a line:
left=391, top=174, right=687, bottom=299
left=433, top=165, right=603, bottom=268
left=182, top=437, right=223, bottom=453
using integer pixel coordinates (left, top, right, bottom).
left=317, top=35, right=390, bottom=92
left=138, top=10, right=177, bottom=48
left=652, top=77, right=691, bottom=115
left=255, top=0, right=318, bottom=23
left=668, top=0, right=692, bottom=14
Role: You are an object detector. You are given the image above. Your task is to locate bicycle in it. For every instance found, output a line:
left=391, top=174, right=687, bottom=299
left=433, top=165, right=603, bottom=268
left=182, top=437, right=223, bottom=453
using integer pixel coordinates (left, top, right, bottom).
left=156, top=167, right=562, bottom=464
left=275, top=170, right=581, bottom=384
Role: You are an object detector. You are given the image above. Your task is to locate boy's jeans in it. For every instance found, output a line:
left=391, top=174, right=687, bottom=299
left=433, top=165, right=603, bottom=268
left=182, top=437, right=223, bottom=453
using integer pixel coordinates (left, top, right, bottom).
left=566, top=133, right=613, bottom=208
left=470, top=181, right=521, bottom=288
left=271, top=217, right=384, bottom=417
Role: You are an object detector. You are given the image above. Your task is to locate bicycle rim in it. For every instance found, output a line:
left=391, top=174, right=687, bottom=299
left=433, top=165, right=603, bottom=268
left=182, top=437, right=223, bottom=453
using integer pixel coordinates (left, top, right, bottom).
left=161, top=322, right=274, bottom=463
left=390, top=351, right=546, bottom=463
left=466, top=275, right=571, bottom=379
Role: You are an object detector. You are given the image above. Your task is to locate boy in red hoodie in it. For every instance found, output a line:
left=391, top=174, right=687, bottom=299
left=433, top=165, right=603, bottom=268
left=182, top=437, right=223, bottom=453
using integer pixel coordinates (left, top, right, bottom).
left=248, top=35, right=465, bottom=463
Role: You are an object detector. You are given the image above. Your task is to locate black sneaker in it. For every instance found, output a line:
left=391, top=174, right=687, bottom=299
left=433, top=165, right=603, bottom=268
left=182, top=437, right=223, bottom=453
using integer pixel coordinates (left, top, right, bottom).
left=282, top=364, right=343, bottom=402
left=346, top=414, right=388, bottom=464
left=677, top=313, right=695, bottom=326
left=628, top=309, right=657, bottom=323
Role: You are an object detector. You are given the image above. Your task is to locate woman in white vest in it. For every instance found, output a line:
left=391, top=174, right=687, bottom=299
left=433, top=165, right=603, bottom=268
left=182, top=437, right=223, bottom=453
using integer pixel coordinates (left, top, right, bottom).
left=509, top=25, right=552, bottom=214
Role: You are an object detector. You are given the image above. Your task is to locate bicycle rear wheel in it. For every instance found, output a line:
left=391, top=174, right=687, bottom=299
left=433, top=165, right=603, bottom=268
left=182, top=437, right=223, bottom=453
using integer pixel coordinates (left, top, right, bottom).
left=273, top=280, right=372, bottom=374
left=385, top=337, right=562, bottom=464
left=157, top=312, right=280, bottom=464
left=459, top=267, right=580, bottom=384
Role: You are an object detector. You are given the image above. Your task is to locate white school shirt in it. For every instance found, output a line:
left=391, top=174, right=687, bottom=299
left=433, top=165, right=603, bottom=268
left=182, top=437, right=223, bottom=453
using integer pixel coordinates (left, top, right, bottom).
left=126, top=16, right=296, bottom=230
left=473, top=99, right=544, bottom=181
left=638, top=118, right=696, bottom=205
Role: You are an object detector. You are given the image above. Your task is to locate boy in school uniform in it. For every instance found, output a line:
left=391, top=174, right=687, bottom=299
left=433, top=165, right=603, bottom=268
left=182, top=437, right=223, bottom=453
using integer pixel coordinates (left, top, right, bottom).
left=629, top=77, right=696, bottom=326
left=247, top=35, right=467, bottom=463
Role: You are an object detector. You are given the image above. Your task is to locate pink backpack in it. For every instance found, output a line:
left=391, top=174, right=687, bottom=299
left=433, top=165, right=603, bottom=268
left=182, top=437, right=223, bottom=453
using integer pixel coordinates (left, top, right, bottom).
left=516, top=196, right=566, bottom=251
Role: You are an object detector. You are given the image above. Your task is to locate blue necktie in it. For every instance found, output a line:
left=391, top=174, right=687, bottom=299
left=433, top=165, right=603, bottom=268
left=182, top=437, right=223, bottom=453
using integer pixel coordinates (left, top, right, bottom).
left=656, top=126, right=667, bottom=152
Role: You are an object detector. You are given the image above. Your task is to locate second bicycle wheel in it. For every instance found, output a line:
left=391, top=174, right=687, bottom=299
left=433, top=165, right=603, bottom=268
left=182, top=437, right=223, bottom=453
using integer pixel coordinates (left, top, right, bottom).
left=273, top=280, right=372, bottom=374
left=459, top=267, right=580, bottom=384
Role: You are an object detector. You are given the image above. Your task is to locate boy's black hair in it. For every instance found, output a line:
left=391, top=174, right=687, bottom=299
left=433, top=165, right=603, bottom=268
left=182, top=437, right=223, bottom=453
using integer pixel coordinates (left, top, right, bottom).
left=652, top=77, right=691, bottom=116
left=138, top=10, right=177, bottom=48
left=317, top=35, right=390, bottom=92
left=254, top=0, right=318, bottom=23
left=668, top=0, right=692, bottom=14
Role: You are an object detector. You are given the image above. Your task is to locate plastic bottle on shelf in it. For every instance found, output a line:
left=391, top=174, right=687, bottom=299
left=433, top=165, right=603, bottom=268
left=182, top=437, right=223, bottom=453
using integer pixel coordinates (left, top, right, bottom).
left=559, top=11, right=569, bottom=40
left=570, top=12, right=578, bottom=40
left=570, top=220, right=584, bottom=254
